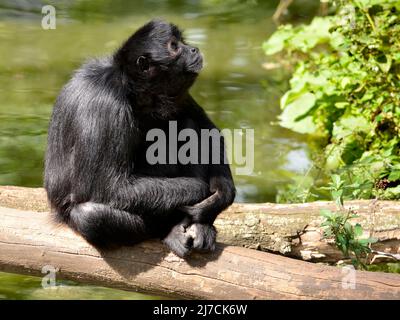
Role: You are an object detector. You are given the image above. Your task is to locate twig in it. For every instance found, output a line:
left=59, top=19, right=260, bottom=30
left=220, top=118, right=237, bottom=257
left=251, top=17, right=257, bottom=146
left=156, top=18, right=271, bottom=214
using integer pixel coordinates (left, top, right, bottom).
left=370, top=251, right=400, bottom=264
left=273, top=0, right=294, bottom=23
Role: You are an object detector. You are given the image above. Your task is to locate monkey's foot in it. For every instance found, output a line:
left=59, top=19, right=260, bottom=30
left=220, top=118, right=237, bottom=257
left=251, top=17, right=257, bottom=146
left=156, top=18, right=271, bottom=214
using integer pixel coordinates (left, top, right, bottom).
left=186, top=224, right=217, bottom=252
left=162, top=223, right=193, bottom=258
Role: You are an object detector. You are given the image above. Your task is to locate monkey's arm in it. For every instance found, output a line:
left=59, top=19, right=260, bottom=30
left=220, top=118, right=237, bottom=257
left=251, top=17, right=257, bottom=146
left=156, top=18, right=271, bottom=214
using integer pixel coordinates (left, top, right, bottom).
left=71, top=85, right=210, bottom=214
left=179, top=97, right=236, bottom=224
left=116, top=176, right=211, bottom=212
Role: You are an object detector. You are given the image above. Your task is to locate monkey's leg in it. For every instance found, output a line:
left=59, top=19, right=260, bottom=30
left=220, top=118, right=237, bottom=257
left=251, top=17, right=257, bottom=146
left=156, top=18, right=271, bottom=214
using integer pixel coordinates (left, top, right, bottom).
left=68, top=202, right=150, bottom=247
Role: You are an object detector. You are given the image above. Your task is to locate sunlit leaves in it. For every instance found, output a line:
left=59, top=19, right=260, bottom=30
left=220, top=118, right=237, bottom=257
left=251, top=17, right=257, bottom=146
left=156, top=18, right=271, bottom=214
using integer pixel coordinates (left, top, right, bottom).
left=262, top=25, right=294, bottom=55
left=262, top=17, right=335, bottom=54
left=264, top=0, right=400, bottom=201
left=279, top=92, right=317, bottom=133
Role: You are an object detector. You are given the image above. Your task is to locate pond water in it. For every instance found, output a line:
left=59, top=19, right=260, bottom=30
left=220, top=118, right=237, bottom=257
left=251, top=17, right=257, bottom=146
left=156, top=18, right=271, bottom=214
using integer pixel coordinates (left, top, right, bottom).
left=0, top=0, right=318, bottom=300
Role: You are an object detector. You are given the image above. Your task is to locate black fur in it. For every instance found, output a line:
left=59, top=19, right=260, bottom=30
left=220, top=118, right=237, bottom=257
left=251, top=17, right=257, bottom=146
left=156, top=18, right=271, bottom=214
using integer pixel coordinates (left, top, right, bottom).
left=44, top=20, right=235, bottom=257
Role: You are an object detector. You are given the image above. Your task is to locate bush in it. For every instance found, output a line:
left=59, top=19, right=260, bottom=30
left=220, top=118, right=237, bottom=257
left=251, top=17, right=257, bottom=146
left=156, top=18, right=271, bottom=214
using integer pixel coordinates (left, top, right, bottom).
left=264, top=0, right=400, bottom=202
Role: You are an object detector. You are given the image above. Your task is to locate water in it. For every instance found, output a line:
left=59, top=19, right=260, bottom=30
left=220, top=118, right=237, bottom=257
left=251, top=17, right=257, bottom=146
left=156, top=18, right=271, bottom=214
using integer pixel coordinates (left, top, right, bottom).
left=0, top=0, right=318, bottom=300
left=0, top=271, right=166, bottom=300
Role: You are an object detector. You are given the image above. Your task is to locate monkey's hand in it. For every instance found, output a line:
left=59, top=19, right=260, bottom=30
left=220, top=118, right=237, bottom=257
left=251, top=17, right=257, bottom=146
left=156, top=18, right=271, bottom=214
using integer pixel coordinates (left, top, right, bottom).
left=162, top=218, right=217, bottom=257
left=186, top=223, right=217, bottom=252
left=162, top=221, right=193, bottom=258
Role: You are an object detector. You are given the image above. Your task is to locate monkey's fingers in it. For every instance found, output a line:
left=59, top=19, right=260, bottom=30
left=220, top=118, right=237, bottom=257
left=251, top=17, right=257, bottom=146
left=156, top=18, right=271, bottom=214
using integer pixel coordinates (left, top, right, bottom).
left=188, top=224, right=217, bottom=252
left=162, top=224, right=194, bottom=258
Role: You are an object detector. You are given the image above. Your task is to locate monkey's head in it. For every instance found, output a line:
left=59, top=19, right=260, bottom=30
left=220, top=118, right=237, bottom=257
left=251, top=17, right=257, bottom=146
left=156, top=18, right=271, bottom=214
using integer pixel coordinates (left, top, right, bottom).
left=115, top=20, right=203, bottom=109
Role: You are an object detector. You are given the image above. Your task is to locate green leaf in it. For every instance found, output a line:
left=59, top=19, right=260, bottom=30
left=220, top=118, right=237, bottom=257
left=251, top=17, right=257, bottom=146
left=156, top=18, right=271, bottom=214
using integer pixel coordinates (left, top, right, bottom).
left=332, top=116, right=372, bottom=140
left=290, top=17, right=333, bottom=52
left=354, top=224, right=363, bottom=237
left=280, top=86, right=307, bottom=109
left=341, top=139, right=364, bottom=165
left=320, top=209, right=334, bottom=218
left=376, top=55, right=392, bottom=73
left=388, top=170, right=400, bottom=182
left=278, top=92, right=317, bottom=134
left=382, top=185, right=400, bottom=198
left=335, top=102, right=349, bottom=109
left=331, top=174, right=343, bottom=188
left=325, top=144, right=343, bottom=171
left=262, top=25, right=293, bottom=55
left=344, top=222, right=353, bottom=235
left=332, top=189, right=343, bottom=200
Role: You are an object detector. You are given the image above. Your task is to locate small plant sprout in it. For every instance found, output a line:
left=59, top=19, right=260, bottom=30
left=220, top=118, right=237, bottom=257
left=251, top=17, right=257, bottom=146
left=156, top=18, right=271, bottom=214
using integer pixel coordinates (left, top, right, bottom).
left=320, top=175, right=377, bottom=269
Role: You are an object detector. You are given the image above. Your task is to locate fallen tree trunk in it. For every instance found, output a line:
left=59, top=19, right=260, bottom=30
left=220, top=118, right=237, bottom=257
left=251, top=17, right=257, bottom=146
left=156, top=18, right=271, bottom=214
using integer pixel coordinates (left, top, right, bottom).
left=0, top=186, right=399, bottom=263
left=0, top=206, right=399, bottom=299
left=218, top=200, right=400, bottom=263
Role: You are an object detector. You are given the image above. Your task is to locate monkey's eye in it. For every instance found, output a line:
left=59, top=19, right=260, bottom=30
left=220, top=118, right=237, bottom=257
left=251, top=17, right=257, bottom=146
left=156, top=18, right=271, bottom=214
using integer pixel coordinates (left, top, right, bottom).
left=169, top=40, right=179, bottom=52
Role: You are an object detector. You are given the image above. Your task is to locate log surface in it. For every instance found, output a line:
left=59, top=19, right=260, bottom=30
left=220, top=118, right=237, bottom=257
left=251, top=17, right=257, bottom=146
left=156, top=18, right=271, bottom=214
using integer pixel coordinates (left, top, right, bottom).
left=0, top=186, right=399, bottom=262
left=0, top=206, right=400, bottom=299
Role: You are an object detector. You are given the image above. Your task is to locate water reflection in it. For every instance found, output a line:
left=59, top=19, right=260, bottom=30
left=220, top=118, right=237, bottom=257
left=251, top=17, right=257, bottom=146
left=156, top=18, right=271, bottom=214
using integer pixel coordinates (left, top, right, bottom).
left=0, top=271, right=166, bottom=300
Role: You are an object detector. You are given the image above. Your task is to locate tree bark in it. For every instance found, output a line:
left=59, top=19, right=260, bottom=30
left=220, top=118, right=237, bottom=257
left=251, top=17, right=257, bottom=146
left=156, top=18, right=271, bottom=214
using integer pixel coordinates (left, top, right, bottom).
left=0, top=186, right=399, bottom=263
left=0, top=206, right=399, bottom=299
left=217, top=200, right=400, bottom=263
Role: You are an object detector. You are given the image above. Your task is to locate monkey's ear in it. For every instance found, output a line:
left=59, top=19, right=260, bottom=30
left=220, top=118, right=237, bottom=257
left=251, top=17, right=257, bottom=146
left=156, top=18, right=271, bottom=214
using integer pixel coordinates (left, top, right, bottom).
left=136, top=56, right=150, bottom=72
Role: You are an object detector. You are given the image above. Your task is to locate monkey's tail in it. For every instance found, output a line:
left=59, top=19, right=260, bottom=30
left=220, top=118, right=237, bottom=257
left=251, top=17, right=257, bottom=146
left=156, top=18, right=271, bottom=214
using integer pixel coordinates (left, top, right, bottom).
left=66, top=202, right=150, bottom=247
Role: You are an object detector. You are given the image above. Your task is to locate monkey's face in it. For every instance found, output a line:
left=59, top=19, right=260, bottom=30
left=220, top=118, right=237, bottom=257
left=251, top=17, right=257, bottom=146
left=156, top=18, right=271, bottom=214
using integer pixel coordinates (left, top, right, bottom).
left=168, top=38, right=203, bottom=74
left=158, top=33, right=203, bottom=95
left=144, top=22, right=203, bottom=96
left=121, top=20, right=203, bottom=97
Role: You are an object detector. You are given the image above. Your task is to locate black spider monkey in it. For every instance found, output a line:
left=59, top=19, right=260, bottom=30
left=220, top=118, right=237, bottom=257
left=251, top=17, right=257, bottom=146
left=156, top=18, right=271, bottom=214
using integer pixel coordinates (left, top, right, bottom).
left=44, top=20, right=236, bottom=257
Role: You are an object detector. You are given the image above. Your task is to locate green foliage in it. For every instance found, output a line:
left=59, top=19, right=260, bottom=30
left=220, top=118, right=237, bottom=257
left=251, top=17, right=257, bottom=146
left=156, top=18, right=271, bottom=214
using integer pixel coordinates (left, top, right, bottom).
left=264, top=0, right=400, bottom=201
left=366, top=262, right=400, bottom=273
left=262, top=17, right=334, bottom=55
left=320, top=175, right=377, bottom=269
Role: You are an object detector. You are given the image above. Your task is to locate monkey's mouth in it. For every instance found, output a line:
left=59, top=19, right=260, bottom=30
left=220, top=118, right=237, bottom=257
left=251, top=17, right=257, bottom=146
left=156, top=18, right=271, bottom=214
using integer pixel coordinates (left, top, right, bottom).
left=187, top=55, right=203, bottom=74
